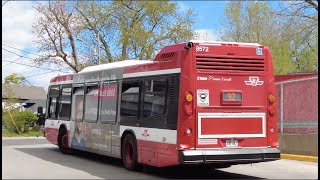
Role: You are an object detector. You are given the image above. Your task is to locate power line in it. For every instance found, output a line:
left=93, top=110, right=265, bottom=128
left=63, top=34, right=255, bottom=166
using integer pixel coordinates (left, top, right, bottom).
left=2, top=0, right=11, bottom=7
left=2, top=57, right=21, bottom=68
left=2, top=47, right=73, bottom=73
left=23, top=79, right=34, bottom=86
left=2, top=59, right=70, bottom=73
left=2, top=62, right=13, bottom=67
left=2, top=47, right=36, bottom=60
left=24, top=69, right=63, bottom=78
left=2, top=44, right=42, bottom=57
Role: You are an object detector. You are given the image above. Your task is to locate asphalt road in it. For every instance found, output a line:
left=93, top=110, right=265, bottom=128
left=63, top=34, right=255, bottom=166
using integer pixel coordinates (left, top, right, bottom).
left=2, top=137, right=318, bottom=179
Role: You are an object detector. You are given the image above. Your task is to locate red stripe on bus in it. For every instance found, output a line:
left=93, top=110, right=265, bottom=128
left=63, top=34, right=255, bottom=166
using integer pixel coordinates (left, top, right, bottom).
left=123, top=61, right=179, bottom=74
left=201, top=118, right=263, bottom=135
left=45, top=128, right=59, bottom=145
left=137, top=139, right=178, bottom=167
left=45, top=128, right=71, bottom=147
left=50, top=74, right=74, bottom=83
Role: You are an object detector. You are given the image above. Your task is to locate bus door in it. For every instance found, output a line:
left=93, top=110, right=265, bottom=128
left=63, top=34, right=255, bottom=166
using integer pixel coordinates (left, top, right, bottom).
left=194, top=47, right=268, bottom=149
left=97, top=80, right=119, bottom=153
left=85, top=81, right=117, bottom=153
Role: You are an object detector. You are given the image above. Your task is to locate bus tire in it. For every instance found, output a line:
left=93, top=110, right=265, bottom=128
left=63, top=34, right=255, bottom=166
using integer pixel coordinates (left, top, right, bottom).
left=122, top=133, right=138, bottom=171
left=58, top=127, right=73, bottom=154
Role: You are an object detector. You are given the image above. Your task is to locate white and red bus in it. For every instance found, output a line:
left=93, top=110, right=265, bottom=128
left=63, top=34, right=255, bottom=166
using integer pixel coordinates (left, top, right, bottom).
left=43, top=40, right=280, bottom=171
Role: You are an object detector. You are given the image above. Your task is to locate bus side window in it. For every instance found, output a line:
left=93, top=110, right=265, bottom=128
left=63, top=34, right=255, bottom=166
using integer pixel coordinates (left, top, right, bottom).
left=58, top=85, right=72, bottom=120
left=143, top=79, right=166, bottom=118
left=71, top=86, right=84, bottom=122
left=84, top=84, right=99, bottom=123
left=120, top=80, right=140, bottom=118
left=100, top=81, right=118, bottom=123
left=48, top=97, right=58, bottom=119
left=48, top=86, right=60, bottom=119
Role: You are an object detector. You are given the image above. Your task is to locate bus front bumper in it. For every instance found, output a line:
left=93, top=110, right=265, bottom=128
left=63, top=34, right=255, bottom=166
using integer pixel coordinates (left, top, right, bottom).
left=179, top=148, right=280, bottom=164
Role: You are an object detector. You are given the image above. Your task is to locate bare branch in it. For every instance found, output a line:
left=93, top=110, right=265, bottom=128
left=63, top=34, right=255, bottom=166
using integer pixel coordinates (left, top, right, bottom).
left=305, top=0, right=318, bottom=11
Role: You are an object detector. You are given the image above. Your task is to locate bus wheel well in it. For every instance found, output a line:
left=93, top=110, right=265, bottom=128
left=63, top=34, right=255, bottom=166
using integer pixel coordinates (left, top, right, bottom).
left=121, top=130, right=137, bottom=158
left=58, top=124, right=67, bottom=142
left=59, top=124, right=67, bottom=133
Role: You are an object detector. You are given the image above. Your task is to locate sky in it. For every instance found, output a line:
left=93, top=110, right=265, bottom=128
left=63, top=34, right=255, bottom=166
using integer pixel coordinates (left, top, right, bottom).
left=1, top=1, right=242, bottom=89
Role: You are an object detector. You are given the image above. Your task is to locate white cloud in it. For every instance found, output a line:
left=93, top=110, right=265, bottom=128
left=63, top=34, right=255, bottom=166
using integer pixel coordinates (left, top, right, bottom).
left=177, top=2, right=189, bottom=12
left=193, top=29, right=218, bottom=41
left=2, top=1, right=39, bottom=49
left=2, top=1, right=73, bottom=88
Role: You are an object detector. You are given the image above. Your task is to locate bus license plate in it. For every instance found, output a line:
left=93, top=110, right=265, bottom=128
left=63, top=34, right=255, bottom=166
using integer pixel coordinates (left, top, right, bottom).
left=226, top=140, right=238, bottom=147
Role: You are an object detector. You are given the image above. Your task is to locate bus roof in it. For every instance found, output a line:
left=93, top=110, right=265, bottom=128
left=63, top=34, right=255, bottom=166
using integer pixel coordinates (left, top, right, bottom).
left=80, top=59, right=154, bottom=73
left=188, top=40, right=262, bottom=47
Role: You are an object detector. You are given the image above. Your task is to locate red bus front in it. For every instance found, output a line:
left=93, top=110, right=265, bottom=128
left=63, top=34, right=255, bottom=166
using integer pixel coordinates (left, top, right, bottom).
left=177, top=41, right=280, bottom=166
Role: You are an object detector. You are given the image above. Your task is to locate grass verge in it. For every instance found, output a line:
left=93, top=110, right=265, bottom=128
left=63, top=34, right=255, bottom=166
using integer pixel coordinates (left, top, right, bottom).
left=2, top=129, right=43, bottom=137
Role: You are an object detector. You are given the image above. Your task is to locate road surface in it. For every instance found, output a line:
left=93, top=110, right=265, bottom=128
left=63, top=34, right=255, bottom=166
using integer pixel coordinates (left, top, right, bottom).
left=2, top=137, right=318, bottom=179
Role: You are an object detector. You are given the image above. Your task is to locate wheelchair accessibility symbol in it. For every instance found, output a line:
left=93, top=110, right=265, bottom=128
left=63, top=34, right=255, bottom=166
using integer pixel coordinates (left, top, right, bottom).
left=256, top=48, right=263, bottom=55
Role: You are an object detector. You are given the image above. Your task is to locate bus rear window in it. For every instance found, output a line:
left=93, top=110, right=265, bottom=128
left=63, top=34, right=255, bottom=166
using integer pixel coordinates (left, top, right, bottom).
left=120, top=81, right=140, bottom=118
left=143, top=79, right=166, bottom=118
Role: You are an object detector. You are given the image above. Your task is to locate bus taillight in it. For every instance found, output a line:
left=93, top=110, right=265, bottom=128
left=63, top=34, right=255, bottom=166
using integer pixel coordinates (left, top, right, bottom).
left=269, top=107, right=275, bottom=116
left=184, top=91, right=193, bottom=115
left=185, top=105, right=193, bottom=115
left=185, top=91, right=193, bottom=102
left=268, top=94, right=276, bottom=103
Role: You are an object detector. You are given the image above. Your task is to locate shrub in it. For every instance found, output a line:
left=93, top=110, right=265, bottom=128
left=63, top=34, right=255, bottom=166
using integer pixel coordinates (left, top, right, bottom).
left=2, top=111, right=38, bottom=133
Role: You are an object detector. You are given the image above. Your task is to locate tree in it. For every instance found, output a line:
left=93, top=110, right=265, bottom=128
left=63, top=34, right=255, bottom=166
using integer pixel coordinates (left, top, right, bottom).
left=32, top=1, right=84, bottom=73
left=2, top=82, right=21, bottom=134
left=219, top=1, right=318, bottom=74
left=74, top=0, right=195, bottom=61
left=275, top=1, right=318, bottom=73
left=4, top=73, right=26, bottom=84
left=219, top=1, right=295, bottom=74
left=32, top=0, right=195, bottom=72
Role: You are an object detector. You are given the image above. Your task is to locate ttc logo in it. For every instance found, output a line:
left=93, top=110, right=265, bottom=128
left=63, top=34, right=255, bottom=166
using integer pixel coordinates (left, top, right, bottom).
left=244, top=76, right=264, bottom=86
left=142, top=130, right=150, bottom=138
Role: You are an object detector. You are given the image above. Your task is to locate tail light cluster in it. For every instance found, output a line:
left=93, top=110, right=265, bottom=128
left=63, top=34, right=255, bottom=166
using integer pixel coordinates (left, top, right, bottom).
left=267, top=92, right=278, bottom=148
left=268, top=94, right=276, bottom=116
left=184, top=91, right=193, bottom=116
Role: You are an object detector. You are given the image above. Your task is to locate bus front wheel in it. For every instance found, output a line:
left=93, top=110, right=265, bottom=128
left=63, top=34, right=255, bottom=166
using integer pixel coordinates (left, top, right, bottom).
left=58, top=128, right=73, bottom=154
left=122, top=134, right=138, bottom=171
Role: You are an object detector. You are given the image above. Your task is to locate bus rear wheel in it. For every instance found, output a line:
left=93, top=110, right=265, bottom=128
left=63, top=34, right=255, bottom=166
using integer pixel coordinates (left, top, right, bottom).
left=122, top=134, right=138, bottom=171
left=58, top=128, right=73, bottom=154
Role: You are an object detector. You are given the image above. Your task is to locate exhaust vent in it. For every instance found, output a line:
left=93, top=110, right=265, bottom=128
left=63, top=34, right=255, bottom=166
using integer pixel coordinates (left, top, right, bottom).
left=196, top=56, right=265, bottom=72
left=160, top=52, right=175, bottom=61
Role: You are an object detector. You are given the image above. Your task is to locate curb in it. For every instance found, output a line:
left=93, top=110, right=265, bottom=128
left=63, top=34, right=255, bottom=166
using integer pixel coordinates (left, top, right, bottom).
left=2, top=137, right=46, bottom=140
left=281, top=154, right=318, bottom=163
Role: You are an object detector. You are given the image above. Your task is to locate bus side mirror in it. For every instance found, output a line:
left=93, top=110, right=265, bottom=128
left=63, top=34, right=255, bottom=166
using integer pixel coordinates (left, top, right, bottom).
left=37, top=106, right=43, bottom=116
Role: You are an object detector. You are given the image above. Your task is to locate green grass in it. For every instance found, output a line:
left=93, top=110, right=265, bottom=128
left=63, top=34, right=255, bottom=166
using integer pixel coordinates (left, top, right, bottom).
left=2, top=129, right=43, bottom=137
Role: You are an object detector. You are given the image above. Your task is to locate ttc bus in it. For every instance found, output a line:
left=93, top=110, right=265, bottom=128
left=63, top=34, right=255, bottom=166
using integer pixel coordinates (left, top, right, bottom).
left=43, top=40, right=280, bottom=171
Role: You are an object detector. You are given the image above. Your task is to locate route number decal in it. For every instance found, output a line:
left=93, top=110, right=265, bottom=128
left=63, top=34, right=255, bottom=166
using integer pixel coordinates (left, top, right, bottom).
left=196, top=46, right=209, bottom=52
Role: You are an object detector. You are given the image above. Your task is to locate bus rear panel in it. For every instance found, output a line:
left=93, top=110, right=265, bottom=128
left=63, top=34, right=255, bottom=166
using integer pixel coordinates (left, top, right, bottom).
left=177, top=41, right=280, bottom=165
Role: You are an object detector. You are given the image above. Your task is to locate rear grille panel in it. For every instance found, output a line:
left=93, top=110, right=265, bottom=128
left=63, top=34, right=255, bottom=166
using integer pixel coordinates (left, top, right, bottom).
left=196, top=56, right=265, bottom=72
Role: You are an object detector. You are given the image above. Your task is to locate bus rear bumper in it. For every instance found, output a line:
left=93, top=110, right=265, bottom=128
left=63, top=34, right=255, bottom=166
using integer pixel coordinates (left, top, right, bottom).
left=179, top=148, right=280, bottom=164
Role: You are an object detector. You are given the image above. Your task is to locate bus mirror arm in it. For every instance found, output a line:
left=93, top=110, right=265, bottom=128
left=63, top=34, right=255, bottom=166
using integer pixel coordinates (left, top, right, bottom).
left=184, top=42, right=194, bottom=49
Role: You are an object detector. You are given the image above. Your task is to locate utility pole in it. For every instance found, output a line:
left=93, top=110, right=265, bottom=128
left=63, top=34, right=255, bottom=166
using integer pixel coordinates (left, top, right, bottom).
left=97, top=32, right=100, bottom=65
